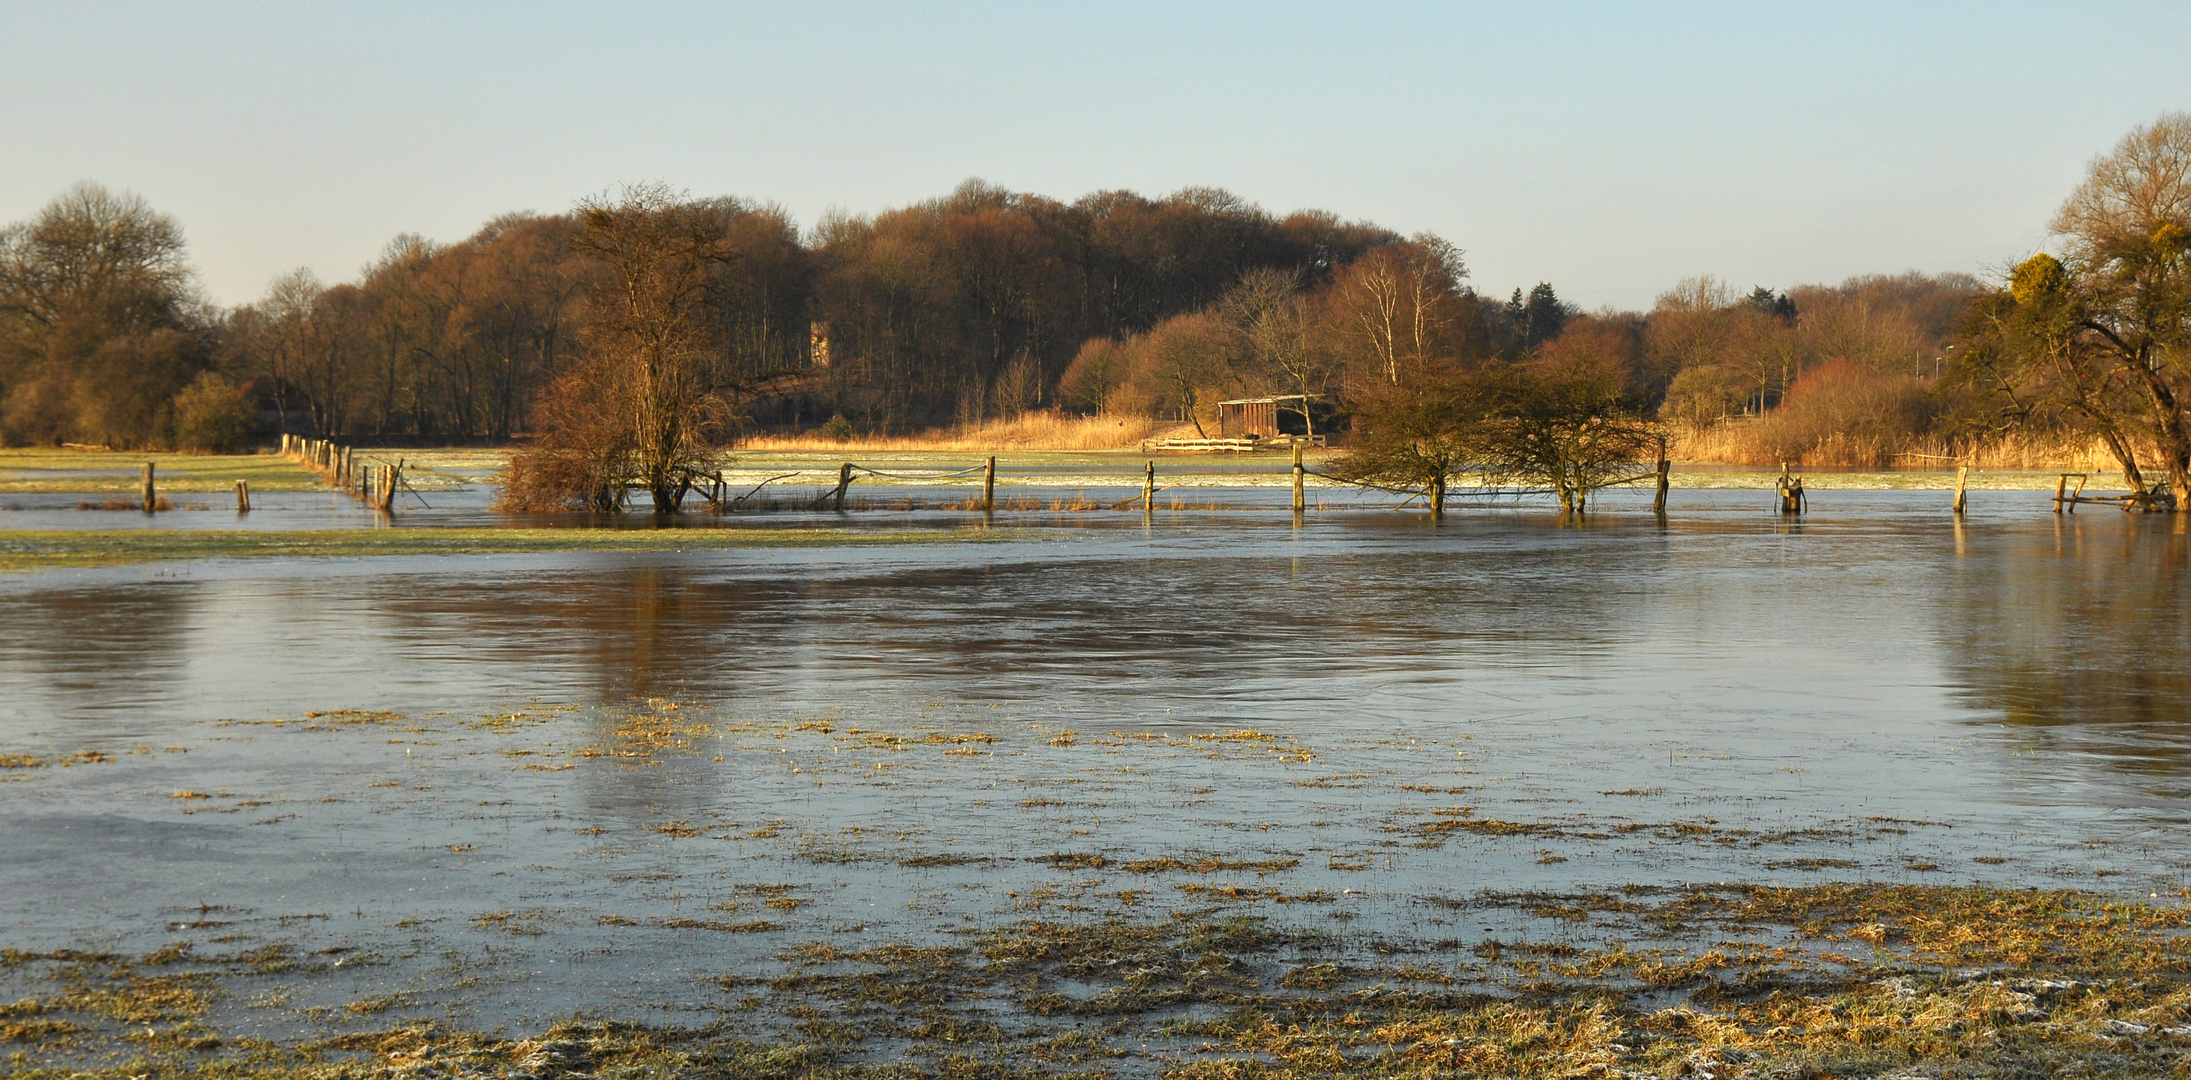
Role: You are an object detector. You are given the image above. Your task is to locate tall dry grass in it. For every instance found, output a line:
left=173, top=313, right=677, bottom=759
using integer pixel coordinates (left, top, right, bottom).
left=740, top=413, right=1175, bottom=452
left=1668, top=360, right=2140, bottom=471
left=1674, top=422, right=2143, bottom=471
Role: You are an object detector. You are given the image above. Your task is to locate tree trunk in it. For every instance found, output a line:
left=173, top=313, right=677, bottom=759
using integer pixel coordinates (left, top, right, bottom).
left=2131, top=361, right=2191, bottom=510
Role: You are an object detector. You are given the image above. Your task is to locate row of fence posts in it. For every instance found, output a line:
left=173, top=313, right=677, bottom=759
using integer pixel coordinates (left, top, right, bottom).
left=1776, top=458, right=1972, bottom=517
left=280, top=433, right=400, bottom=512
left=801, top=445, right=1994, bottom=521
left=125, top=441, right=1995, bottom=524
left=810, top=447, right=1317, bottom=516
left=131, top=461, right=248, bottom=514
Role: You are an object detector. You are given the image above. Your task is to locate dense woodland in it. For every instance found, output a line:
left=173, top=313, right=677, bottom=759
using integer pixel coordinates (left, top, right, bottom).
left=0, top=181, right=1974, bottom=451
left=4, top=113, right=2185, bottom=504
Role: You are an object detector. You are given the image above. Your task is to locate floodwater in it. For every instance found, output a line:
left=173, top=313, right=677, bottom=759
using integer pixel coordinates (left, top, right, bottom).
left=2, top=486, right=2188, bottom=1040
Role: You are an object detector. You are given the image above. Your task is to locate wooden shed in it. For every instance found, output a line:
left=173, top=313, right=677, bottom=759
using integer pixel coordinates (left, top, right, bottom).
left=1216, top=395, right=1310, bottom=439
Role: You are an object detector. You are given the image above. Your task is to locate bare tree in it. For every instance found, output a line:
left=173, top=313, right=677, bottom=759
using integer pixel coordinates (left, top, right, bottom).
left=2052, top=113, right=2191, bottom=507
left=1958, top=115, right=2191, bottom=508
left=506, top=185, right=736, bottom=512
left=1327, top=236, right=1464, bottom=385
left=0, top=182, right=206, bottom=446
left=1221, top=268, right=1327, bottom=434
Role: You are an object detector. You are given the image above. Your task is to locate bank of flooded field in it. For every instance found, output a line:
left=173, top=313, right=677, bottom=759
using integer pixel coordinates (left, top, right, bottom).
left=2, top=460, right=2188, bottom=1077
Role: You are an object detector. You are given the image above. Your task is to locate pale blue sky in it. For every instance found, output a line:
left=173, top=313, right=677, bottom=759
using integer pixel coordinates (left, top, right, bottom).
left=3, top=2, right=2184, bottom=309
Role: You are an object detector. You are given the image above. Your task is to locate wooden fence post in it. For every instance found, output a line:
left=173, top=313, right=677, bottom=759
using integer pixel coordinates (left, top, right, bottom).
left=235, top=479, right=250, bottom=513
left=1653, top=436, right=1670, bottom=514
left=984, top=456, right=996, bottom=512
left=1143, top=461, right=1155, bottom=512
left=1429, top=474, right=1445, bottom=521
left=2053, top=473, right=2067, bottom=513
left=1953, top=464, right=1969, bottom=515
left=1292, top=444, right=1305, bottom=513
left=141, top=462, right=156, bottom=513
left=835, top=463, right=853, bottom=511
left=1776, top=463, right=1805, bottom=514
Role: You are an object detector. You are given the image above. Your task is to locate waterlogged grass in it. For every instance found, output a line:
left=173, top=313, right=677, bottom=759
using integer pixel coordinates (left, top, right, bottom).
left=5, top=885, right=2188, bottom=1078
left=0, top=526, right=997, bottom=572
left=0, top=448, right=509, bottom=495
left=8, top=703, right=2189, bottom=1077
left=0, top=449, right=320, bottom=494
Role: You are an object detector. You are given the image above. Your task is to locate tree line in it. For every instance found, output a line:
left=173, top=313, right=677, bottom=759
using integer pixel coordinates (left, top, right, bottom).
left=7, top=113, right=2185, bottom=514
left=0, top=177, right=1982, bottom=461
left=0, top=178, right=1410, bottom=451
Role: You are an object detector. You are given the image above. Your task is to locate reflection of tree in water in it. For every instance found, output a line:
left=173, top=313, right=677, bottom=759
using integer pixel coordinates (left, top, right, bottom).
left=380, top=564, right=814, bottom=704
left=382, top=527, right=1660, bottom=714
left=0, top=583, right=197, bottom=727
left=1938, top=518, right=2191, bottom=804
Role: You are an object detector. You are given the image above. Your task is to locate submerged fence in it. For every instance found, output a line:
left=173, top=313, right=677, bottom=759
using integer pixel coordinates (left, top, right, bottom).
left=686, top=452, right=2116, bottom=519
left=706, top=447, right=1650, bottom=518
left=255, top=436, right=2129, bottom=519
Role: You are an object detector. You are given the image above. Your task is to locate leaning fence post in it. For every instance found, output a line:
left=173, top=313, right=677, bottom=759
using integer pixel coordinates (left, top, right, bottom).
left=141, top=462, right=156, bottom=513
left=984, top=456, right=996, bottom=512
left=1953, top=463, right=1969, bottom=515
left=235, top=479, right=250, bottom=513
left=1292, top=444, right=1306, bottom=513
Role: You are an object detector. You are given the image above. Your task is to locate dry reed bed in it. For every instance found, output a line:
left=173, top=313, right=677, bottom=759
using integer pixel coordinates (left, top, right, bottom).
left=740, top=414, right=1174, bottom=452
left=1675, top=423, right=2150, bottom=472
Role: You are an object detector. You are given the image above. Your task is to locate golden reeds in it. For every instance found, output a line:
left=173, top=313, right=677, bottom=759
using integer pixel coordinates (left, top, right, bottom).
left=740, top=413, right=1173, bottom=452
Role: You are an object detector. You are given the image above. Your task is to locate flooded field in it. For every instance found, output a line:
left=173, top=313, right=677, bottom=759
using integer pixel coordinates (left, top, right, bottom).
left=3, top=461, right=2189, bottom=1077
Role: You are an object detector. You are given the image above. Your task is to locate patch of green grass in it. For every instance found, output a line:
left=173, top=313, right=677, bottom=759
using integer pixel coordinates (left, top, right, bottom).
left=0, top=525, right=1002, bottom=572
left=0, top=449, right=322, bottom=494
